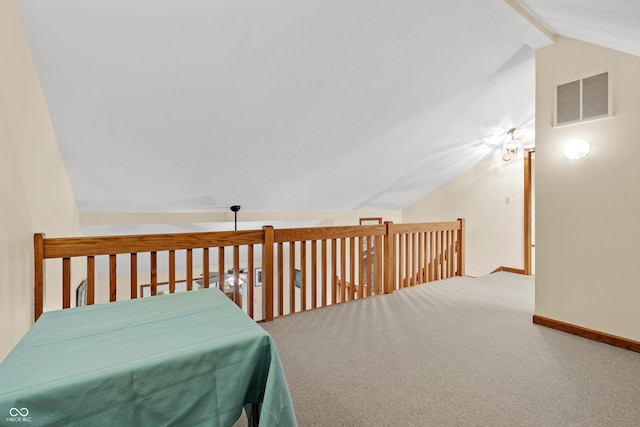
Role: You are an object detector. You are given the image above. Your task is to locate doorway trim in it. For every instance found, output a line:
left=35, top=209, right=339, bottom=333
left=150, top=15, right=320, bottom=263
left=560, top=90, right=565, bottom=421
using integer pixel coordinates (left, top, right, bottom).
left=524, top=149, right=535, bottom=275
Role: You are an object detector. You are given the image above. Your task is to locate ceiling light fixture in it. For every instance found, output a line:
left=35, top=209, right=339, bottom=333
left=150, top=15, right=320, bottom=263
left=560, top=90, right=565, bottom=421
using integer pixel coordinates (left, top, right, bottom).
left=502, top=128, right=524, bottom=161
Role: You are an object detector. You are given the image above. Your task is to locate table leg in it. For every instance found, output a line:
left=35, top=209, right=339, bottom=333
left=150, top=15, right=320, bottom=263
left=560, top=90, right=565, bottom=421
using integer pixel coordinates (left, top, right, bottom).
left=252, top=403, right=259, bottom=427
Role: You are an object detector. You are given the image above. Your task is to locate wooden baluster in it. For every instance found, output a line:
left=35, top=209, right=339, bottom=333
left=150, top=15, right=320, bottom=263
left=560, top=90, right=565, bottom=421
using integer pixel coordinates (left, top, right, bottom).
left=358, top=236, right=364, bottom=299
left=169, top=250, right=176, bottom=294
left=399, top=233, right=403, bottom=289
left=451, top=230, right=457, bottom=276
left=375, top=234, right=383, bottom=295
left=431, top=232, right=436, bottom=281
left=331, top=239, right=337, bottom=304
left=407, top=233, right=412, bottom=287
left=405, top=233, right=413, bottom=287
left=448, top=230, right=452, bottom=278
left=431, top=231, right=436, bottom=282
left=202, top=248, right=209, bottom=289
left=450, top=230, right=455, bottom=278
left=301, top=241, right=307, bottom=311
left=414, top=233, right=418, bottom=285
left=321, top=240, right=327, bottom=307
left=368, top=236, right=374, bottom=295
left=443, top=230, right=447, bottom=278
left=109, top=254, right=117, bottom=301
left=233, top=245, right=241, bottom=307
left=34, top=234, right=45, bottom=321
left=87, top=256, right=95, bottom=305
left=63, top=257, right=71, bottom=308
left=434, top=232, right=439, bottom=280
left=368, top=236, right=375, bottom=298
left=415, top=232, right=419, bottom=284
left=340, top=238, right=346, bottom=302
left=248, top=244, right=254, bottom=318
left=218, top=247, right=225, bottom=294
left=442, top=231, right=447, bottom=279
left=262, top=226, right=275, bottom=322
left=186, top=249, right=193, bottom=291
left=453, top=229, right=457, bottom=276
left=405, top=233, right=410, bottom=288
left=349, top=237, right=355, bottom=300
left=423, top=233, right=428, bottom=283
left=425, top=232, right=430, bottom=282
left=418, top=232, right=424, bottom=284
left=278, top=242, right=284, bottom=316
left=437, top=231, right=443, bottom=280
left=289, top=242, right=296, bottom=314
left=130, top=253, right=137, bottom=299
left=384, top=222, right=395, bottom=294
left=404, top=233, right=410, bottom=288
left=448, top=230, right=454, bottom=278
left=398, top=234, right=404, bottom=289
left=311, top=240, right=318, bottom=309
left=432, top=232, right=436, bottom=282
left=411, top=233, right=417, bottom=286
left=150, top=252, right=157, bottom=295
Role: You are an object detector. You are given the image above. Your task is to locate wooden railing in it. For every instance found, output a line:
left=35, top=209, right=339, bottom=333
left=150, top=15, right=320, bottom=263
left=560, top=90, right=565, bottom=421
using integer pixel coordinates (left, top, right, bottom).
left=34, top=219, right=465, bottom=322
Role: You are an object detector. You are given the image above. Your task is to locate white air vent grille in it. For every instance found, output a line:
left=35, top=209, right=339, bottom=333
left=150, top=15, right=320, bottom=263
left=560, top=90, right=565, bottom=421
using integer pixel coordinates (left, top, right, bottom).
left=557, top=80, right=580, bottom=124
left=555, top=72, right=609, bottom=126
left=582, top=73, right=608, bottom=119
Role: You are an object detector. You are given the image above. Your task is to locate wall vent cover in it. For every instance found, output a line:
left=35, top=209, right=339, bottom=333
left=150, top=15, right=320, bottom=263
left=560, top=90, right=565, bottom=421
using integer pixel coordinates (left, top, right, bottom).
left=555, top=72, right=609, bottom=126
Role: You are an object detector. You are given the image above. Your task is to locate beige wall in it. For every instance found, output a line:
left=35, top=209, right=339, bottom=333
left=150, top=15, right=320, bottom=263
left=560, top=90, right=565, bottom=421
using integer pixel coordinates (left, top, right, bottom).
left=535, top=37, right=640, bottom=341
left=403, top=150, right=525, bottom=277
left=0, top=1, right=81, bottom=361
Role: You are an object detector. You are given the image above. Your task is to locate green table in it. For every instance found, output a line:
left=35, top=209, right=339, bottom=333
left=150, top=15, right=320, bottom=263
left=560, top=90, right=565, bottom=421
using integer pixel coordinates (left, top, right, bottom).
left=0, top=288, right=296, bottom=426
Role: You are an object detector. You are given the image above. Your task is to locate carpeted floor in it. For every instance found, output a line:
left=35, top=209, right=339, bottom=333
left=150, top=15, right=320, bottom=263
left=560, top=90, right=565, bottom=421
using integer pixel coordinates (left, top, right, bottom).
left=235, top=272, right=640, bottom=426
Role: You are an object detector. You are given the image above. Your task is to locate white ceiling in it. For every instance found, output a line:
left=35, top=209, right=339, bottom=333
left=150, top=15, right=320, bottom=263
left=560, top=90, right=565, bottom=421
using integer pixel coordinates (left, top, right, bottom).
left=17, top=0, right=640, bottom=216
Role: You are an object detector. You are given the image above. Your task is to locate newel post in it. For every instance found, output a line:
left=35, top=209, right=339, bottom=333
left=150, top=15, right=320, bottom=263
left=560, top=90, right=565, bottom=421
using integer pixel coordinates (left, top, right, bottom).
left=457, top=218, right=466, bottom=276
left=34, top=233, right=45, bottom=322
left=262, top=226, right=275, bottom=322
left=384, top=221, right=395, bottom=294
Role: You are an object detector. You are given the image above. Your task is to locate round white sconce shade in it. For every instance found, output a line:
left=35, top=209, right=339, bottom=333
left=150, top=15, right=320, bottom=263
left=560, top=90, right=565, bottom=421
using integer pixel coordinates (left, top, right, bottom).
left=563, top=139, right=590, bottom=160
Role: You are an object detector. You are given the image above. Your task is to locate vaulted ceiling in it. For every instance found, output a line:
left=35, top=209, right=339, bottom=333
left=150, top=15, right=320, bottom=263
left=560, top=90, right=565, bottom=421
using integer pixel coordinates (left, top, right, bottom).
left=17, top=0, right=640, bottom=215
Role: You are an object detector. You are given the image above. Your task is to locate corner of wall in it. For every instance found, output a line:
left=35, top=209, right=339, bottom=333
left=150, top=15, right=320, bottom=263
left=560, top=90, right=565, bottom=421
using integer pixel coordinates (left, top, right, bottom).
left=0, top=0, right=81, bottom=361
left=403, top=150, right=525, bottom=276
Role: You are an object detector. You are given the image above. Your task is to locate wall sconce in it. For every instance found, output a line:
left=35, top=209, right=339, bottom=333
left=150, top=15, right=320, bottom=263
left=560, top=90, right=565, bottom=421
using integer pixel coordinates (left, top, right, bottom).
left=563, top=139, right=590, bottom=160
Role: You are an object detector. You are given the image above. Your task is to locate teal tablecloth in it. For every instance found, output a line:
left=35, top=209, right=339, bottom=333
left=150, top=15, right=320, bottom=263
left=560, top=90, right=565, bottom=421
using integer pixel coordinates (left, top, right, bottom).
left=0, top=288, right=296, bottom=426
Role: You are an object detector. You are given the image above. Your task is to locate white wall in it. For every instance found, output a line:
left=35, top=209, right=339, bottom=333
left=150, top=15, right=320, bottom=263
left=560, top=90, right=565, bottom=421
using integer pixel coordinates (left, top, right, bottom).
left=0, top=0, right=81, bottom=361
left=403, top=150, right=525, bottom=277
left=535, top=37, right=640, bottom=341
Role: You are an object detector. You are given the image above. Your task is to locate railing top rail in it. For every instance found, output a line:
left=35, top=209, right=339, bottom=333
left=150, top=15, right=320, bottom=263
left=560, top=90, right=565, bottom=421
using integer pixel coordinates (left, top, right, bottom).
left=42, top=229, right=266, bottom=259
left=39, top=220, right=462, bottom=258
left=391, top=221, right=461, bottom=234
left=273, top=224, right=387, bottom=243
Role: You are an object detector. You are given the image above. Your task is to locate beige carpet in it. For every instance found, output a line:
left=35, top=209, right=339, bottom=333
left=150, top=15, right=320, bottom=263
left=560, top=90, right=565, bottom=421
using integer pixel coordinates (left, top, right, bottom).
left=236, top=272, right=640, bottom=426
